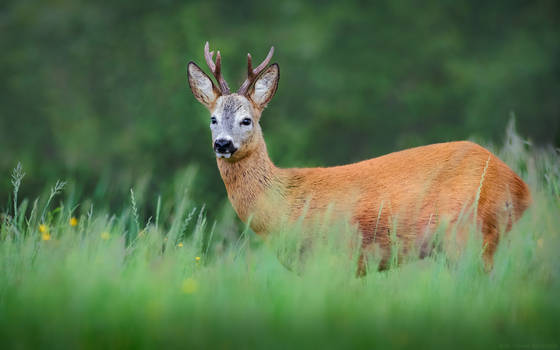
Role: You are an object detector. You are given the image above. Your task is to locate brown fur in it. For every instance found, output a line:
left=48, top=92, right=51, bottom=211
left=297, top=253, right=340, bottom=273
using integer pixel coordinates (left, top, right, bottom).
left=187, top=49, right=531, bottom=274
left=217, top=135, right=531, bottom=272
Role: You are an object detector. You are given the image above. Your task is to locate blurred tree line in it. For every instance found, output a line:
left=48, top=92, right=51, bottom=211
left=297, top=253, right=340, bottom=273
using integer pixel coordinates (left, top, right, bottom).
left=1, top=0, right=558, bottom=214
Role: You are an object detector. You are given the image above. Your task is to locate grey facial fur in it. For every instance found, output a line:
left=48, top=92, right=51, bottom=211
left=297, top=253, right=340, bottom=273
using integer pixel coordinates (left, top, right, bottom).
left=210, top=94, right=254, bottom=157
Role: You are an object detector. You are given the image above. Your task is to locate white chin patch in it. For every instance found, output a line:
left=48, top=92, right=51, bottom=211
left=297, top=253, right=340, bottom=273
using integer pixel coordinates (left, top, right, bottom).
left=216, top=153, right=231, bottom=159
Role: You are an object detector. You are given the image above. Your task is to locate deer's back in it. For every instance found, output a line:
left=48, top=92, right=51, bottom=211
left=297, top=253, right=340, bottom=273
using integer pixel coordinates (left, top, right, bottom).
left=282, top=141, right=531, bottom=239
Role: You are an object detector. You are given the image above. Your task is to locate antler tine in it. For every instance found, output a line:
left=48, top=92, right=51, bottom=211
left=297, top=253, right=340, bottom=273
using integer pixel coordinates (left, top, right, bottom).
left=203, top=41, right=230, bottom=94
left=203, top=42, right=215, bottom=72
left=252, top=46, right=275, bottom=77
left=238, top=46, right=275, bottom=95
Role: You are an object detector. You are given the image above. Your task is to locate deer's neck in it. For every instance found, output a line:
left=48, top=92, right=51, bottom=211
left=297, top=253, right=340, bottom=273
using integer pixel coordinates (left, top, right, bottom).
left=216, top=140, right=286, bottom=234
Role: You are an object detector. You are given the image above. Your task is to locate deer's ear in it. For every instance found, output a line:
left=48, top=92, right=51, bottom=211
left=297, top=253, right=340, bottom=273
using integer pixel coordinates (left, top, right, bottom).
left=187, top=62, right=220, bottom=109
left=248, top=63, right=279, bottom=110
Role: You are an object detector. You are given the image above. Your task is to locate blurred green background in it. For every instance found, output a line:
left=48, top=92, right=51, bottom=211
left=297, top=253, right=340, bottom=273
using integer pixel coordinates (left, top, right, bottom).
left=1, top=0, right=559, bottom=213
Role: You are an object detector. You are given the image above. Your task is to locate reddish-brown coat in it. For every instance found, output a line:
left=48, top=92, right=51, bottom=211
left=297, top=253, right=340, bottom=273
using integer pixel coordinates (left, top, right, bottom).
left=189, top=43, right=531, bottom=273
left=217, top=138, right=531, bottom=272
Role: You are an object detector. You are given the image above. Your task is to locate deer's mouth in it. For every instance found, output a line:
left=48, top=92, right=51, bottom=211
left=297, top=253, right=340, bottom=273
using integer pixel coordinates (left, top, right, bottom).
left=215, top=151, right=236, bottom=159
left=213, top=138, right=237, bottom=158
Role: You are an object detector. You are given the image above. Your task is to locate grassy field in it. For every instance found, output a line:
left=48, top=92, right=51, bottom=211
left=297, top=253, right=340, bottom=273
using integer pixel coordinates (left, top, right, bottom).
left=1, top=129, right=559, bottom=349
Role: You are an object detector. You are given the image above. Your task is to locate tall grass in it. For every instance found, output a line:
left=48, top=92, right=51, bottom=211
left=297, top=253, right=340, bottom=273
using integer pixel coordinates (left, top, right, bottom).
left=0, top=128, right=559, bottom=349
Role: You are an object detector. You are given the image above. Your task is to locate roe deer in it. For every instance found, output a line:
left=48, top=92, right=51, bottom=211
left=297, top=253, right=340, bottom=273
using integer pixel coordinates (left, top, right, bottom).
left=187, top=42, right=531, bottom=273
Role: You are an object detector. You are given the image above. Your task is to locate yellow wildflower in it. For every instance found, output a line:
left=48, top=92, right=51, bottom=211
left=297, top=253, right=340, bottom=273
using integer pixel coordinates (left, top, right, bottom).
left=181, top=278, right=198, bottom=294
left=100, top=232, right=111, bottom=240
left=69, top=217, right=78, bottom=227
left=41, top=233, right=51, bottom=241
left=177, top=242, right=184, bottom=248
left=39, top=224, right=48, bottom=234
left=195, top=256, right=201, bottom=262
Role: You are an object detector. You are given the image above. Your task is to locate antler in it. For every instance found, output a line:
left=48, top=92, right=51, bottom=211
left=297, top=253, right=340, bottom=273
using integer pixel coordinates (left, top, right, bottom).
left=204, top=41, right=230, bottom=94
left=237, top=46, right=275, bottom=95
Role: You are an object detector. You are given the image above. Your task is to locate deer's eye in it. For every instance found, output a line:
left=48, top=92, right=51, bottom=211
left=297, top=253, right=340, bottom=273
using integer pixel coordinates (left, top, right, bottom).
left=210, top=116, right=217, bottom=125
left=240, top=118, right=252, bottom=126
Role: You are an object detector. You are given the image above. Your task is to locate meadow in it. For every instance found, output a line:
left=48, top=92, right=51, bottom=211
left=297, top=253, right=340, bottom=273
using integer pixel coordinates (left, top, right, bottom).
left=1, top=128, right=559, bottom=349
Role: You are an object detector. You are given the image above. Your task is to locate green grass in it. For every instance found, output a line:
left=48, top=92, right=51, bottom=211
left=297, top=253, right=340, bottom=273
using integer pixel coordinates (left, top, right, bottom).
left=1, top=130, right=559, bottom=349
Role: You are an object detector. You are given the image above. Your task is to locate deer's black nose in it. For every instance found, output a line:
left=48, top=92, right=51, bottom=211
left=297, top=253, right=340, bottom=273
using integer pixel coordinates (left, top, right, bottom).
left=214, top=139, right=236, bottom=154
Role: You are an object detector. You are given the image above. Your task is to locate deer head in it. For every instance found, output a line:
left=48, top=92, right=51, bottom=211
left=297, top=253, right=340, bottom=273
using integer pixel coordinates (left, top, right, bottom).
left=187, top=42, right=278, bottom=161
